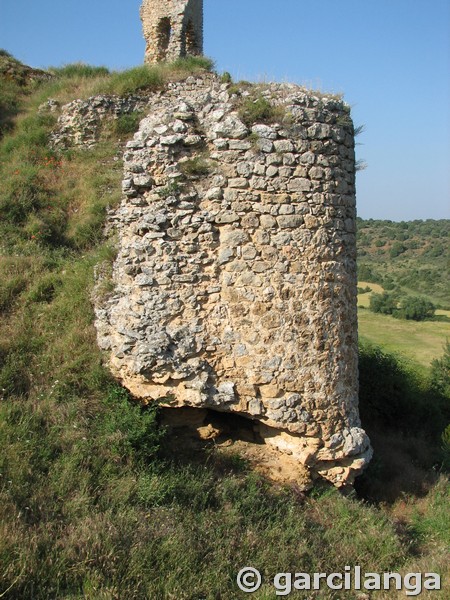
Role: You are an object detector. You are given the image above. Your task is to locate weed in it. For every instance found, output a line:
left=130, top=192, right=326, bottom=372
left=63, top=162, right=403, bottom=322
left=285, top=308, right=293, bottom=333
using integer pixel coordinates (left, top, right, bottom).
left=98, top=65, right=164, bottom=96
left=179, top=155, right=212, bottom=177
left=238, top=95, right=286, bottom=127
left=49, top=63, right=110, bottom=79
left=170, top=55, right=214, bottom=73
left=220, top=71, right=232, bottom=84
left=92, top=57, right=214, bottom=97
left=157, top=180, right=182, bottom=198
left=113, top=111, right=143, bottom=136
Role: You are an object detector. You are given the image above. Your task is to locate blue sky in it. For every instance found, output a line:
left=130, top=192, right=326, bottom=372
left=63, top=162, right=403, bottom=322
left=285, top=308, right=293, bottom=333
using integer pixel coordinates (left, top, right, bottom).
left=1, top=0, right=449, bottom=221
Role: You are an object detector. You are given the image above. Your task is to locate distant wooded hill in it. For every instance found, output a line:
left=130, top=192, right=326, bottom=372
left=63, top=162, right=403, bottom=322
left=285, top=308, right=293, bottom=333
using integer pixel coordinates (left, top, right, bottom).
left=357, top=218, right=449, bottom=307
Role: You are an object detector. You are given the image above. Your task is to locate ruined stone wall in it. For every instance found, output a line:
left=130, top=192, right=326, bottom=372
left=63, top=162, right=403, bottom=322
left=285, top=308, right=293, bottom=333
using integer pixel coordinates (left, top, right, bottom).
left=141, top=0, right=203, bottom=63
left=49, top=96, right=150, bottom=149
left=91, top=74, right=372, bottom=486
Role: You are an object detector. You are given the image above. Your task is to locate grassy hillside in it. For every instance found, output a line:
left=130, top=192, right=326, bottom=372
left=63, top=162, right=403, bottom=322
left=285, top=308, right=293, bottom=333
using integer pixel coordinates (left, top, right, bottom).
left=0, top=55, right=449, bottom=599
left=357, top=218, right=449, bottom=308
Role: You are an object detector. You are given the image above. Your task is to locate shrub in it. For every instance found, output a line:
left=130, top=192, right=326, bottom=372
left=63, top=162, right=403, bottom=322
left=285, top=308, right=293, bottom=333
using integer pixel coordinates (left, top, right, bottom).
left=394, top=296, right=435, bottom=321
left=239, top=95, right=286, bottom=127
left=0, top=165, right=48, bottom=224
left=390, top=241, right=406, bottom=257
left=442, top=426, right=450, bottom=469
left=99, top=385, right=164, bottom=465
left=157, top=180, right=182, bottom=198
left=431, top=341, right=450, bottom=396
left=369, top=291, right=398, bottom=315
left=179, top=155, right=212, bottom=177
left=357, top=263, right=383, bottom=284
left=358, top=342, right=448, bottom=437
left=0, top=79, right=22, bottom=136
left=93, top=57, right=214, bottom=98
left=113, top=111, right=143, bottom=135
left=0, top=275, right=27, bottom=312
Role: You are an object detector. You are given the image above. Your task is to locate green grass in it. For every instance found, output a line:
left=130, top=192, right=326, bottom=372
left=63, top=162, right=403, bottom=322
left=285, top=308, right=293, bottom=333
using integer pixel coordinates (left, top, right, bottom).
left=238, top=95, right=287, bottom=127
left=0, top=54, right=448, bottom=600
left=92, top=56, right=214, bottom=97
left=358, top=309, right=450, bottom=369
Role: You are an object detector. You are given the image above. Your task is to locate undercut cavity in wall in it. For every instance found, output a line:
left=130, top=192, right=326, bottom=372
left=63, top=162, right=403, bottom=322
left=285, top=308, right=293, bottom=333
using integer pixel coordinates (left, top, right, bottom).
left=156, top=17, right=172, bottom=61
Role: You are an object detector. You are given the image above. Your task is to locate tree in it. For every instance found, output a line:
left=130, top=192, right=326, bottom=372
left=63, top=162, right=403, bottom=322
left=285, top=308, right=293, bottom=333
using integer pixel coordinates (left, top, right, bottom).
left=390, top=241, right=406, bottom=258
left=395, top=296, right=435, bottom=321
left=369, top=292, right=398, bottom=315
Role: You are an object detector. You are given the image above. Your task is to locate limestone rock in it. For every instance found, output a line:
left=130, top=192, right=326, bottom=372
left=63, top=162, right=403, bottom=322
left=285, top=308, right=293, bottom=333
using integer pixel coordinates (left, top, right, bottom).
left=90, top=74, right=371, bottom=487
left=140, top=0, right=203, bottom=64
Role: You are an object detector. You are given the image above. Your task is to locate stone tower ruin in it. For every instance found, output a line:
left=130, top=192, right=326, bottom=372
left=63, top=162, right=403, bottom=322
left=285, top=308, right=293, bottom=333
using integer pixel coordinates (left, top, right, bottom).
left=140, top=0, right=203, bottom=64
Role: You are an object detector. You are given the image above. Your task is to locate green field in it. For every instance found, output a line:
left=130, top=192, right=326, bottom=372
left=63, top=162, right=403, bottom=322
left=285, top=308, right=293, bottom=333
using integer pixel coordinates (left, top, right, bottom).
left=358, top=308, right=450, bottom=368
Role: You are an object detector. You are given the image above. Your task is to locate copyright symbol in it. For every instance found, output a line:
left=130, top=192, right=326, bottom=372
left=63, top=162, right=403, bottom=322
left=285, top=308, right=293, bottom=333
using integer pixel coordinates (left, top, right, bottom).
left=237, top=567, right=262, bottom=593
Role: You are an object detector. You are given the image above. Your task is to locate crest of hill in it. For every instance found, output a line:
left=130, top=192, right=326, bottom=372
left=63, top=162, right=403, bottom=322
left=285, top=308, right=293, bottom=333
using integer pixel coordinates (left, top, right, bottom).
left=0, top=50, right=52, bottom=137
left=0, top=49, right=50, bottom=85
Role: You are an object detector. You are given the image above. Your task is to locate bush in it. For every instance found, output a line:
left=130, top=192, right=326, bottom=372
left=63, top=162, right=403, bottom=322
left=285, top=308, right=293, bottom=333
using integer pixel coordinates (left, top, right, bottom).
left=239, top=95, right=286, bottom=127
left=0, top=275, right=27, bottom=312
left=390, top=241, right=406, bottom=258
left=113, top=111, right=143, bottom=135
left=358, top=342, right=448, bottom=438
left=0, top=79, right=22, bottom=136
left=431, top=341, right=450, bottom=396
left=369, top=292, right=398, bottom=315
left=394, top=296, right=435, bottom=321
left=357, top=285, right=371, bottom=294
left=442, top=426, right=450, bottom=469
left=0, top=165, right=48, bottom=224
left=220, top=71, right=232, bottom=84
left=179, top=155, right=212, bottom=177
left=94, top=57, right=214, bottom=98
left=357, top=263, right=383, bottom=284
left=99, top=385, right=164, bottom=465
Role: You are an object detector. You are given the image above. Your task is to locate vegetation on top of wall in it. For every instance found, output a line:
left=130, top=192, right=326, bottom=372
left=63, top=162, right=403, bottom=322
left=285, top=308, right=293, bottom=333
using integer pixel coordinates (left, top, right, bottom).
left=0, top=53, right=448, bottom=599
left=238, top=95, right=287, bottom=127
left=91, top=56, right=214, bottom=97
